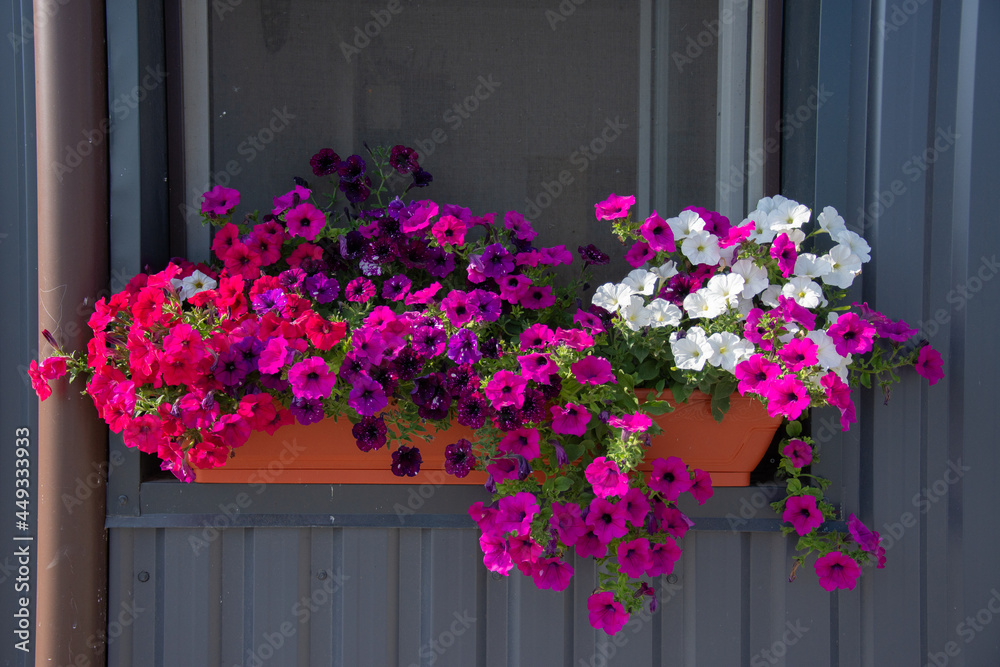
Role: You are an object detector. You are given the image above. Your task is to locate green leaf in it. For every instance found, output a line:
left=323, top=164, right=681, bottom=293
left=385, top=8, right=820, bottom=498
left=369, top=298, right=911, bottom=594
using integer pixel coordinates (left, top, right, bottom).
left=637, top=359, right=660, bottom=383
left=710, top=392, right=731, bottom=423
left=671, top=383, right=693, bottom=405
left=553, top=477, right=573, bottom=492
left=563, top=442, right=585, bottom=463
left=642, top=400, right=675, bottom=416
left=786, top=421, right=803, bottom=438
left=786, top=478, right=802, bottom=494
left=634, top=347, right=649, bottom=364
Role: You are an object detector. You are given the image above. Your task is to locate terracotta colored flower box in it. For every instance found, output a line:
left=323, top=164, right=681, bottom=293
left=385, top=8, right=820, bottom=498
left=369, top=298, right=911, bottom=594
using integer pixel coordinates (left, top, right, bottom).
left=193, top=391, right=781, bottom=486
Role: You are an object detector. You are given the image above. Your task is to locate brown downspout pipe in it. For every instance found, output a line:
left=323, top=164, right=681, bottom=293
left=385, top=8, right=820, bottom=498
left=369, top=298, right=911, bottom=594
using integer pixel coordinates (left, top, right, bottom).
left=34, top=0, right=109, bottom=663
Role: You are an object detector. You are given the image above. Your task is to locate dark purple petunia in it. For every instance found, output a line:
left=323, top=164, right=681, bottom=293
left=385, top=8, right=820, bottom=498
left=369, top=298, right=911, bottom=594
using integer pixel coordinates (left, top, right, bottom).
left=339, top=177, right=371, bottom=204
left=304, top=273, right=339, bottom=304
left=444, top=363, right=477, bottom=397
left=339, top=230, right=366, bottom=260
left=518, top=387, right=548, bottom=424
left=410, top=373, right=452, bottom=420
left=214, top=347, right=250, bottom=387
left=289, top=397, right=325, bottom=425
left=444, top=438, right=476, bottom=478
left=389, top=145, right=420, bottom=174
left=448, top=329, right=481, bottom=364
left=577, top=244, right=610, bottom=267
left=352, top=415, right=388, bottom=451
left=310, top=148, right=341, bottom=176
left=494, top=405, right=523, bottom=432
left=457, top=392, right=491, bottom=429
left=389, top=346, right=425, bottom=381
left=408, top=168, right=433, bottom=189
left=424, top=247, right=456, bottom=278
left=480, top=337, right=503, bottom=360
left=337, top=154, right=367, bottom=182
left=391, top=445, right=422, bottom=477
left=481, top=244, right=515, bottom=278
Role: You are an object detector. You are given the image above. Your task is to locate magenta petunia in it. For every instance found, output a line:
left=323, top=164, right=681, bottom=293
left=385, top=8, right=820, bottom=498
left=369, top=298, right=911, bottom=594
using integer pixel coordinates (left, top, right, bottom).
left=827, top=312, right=876, bottom=356
left=288, top=356, right=336, bottom=400
left=531, top=558, right=574, bottom=591
left=777, top=296, right=817, bottom=331
left=201, top=185, right=240, bottom=217
left=765, top=375, right=811, bottom=420
left=648, top=456, right=693, bottom=502
left=594, top=193, right=635, bottom=221
left=848, top=514, right=886, bottom=569
left=814, top=551, right=862, bottom=591
left=520, top=323, right=555, bottom=350
left=607, top=412, right=653, bottom=433
left=284, top=202, right=326, bottom=241
left=689, top=468, right=713, bottom=504
left=498, top=427, right=541, bottom=461
left=770, top=232, right=797, bottom=277
left=345, top=277, right=376, bottom=303
left=570, top=356, right=617, bottom=385
left=550, top=502, right=587, bottom=545
left=783, top=439, right=813, bottom=468
left=479, top=533, right=513, bottom=575
left=778, top=336, right=819, bottom=372
left=821, top=372, right=856, bottom=431
left=734, top=354, right=782, bottom=396
left=518, top=352, right=558, bottom=383
left=782, top=494, right=824, bottom=536
left=915, top=344, right=944, bottom=386
left=575, top=527, right=609, bottom=559
left=587, top=591, right=629, bottom=635
left=550, top=402, right=591, bottom=436
left=639, top=211, right=677, bottom=252
left=519, top=284, right=556, bottom=310
left=484, top=370, right=529, bottom=409
left=586, top=497, right=630, bottom=543
left=646, top=539, right=682, bottom=577
left=504, top=210, right=538, bottom=241
left=617, top=538, right=652, bottom=578
left=585, top=457, right=630, bottom=499
left=625, top=240, right=656, bottom=268
left=498, top=491, right=540, bottom=537
left=431, top=214, right=466, bottom=246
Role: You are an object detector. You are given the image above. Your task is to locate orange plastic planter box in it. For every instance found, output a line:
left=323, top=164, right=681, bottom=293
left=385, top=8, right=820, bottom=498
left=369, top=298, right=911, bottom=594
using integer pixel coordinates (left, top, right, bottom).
left=193, top=392, right=781, bottom=486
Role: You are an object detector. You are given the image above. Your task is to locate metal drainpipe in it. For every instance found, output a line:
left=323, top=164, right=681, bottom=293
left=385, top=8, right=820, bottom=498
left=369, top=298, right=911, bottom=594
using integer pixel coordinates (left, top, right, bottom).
left=34, top=0, right=110, bottom=663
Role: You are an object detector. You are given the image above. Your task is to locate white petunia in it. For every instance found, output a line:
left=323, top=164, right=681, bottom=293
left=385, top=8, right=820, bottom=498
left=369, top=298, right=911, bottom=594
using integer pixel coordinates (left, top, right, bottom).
left=817, top=206, right=847, bottom=237
left=755, top=195, right=791, bottom=215
left=793, top=253, right=833, bottom=280
left=759, top=284, right=782, bottom=308
left=683, top=289, right=727, bottom=319
left=706, top=332, right=755, bottom=372
left=622, top=269, right=659, bottom=296
left=681, top=230, right=722, bottom=266
left=784, top=229, right=807, bottom=247
left=647, top=299, right=682, bottom=327
left=666, top=209, right=706, bottom=240
left=745, top=210, right=776, bottom=244
left=731, top=259, right=769, bottom=298
left=670, top=327, right=712, bottom=371
left=172, top=270, right=218, bottom=301
left=706, top=273, right=746, bottom=307
left=592, top=282, right=634, bottom=314
left=821, top=245, right=863, bottom=288
left=650, top=261, right=679, bottom=282
left=781, top=276, right=824, bottom=309
left=620, top=295, right=652, bottom=331
left=836, top=230, right=871, bottom=262
left=767, top=201, right=812, bottom=232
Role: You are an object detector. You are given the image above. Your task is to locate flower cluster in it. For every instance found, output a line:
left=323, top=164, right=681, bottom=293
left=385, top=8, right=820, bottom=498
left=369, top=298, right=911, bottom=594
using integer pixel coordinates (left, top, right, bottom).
left=592, top=192, right=942, bottom=591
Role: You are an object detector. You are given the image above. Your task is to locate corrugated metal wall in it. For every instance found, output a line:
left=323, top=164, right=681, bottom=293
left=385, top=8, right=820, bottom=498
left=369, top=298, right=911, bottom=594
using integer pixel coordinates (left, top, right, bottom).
left=90, top=0, right=998, bottom=665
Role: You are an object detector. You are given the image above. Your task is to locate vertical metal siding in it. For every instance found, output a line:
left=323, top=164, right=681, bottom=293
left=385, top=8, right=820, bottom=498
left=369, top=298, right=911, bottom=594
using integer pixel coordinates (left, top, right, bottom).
left=97, top=1, right=1000, bottom=666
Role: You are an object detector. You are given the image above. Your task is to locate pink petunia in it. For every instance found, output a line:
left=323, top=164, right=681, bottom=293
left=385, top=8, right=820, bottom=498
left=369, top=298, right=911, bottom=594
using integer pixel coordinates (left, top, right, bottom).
left=431, top=214, right=467, bottom=246
left=607, top=412, right=653, bottom=433
left=484, top=370, right=529, bottom=409
left=814, top=551, right=862, bottom=591
left=782, top=494, right=824, bottom=536
left=827, top=313, right=876, bottom=356
left=518, top=352, right=558, bottom=383
left=201, top=185, right=240, bottom=217
left=783, top=439, right=813, bottom=468
left=821, top=372, right=856, bottom=431
left=594, top=193, right=635, bottom=221
left=550, top=501, right=587, bottom=545
left=288, top=356, right=337, bottom=400
left=498, top=427, right=541, bottom=460
left=915, top=344, right=944, bottom=386
left=734, top=354, right=782, bottom=396
left=617, top=538, right=652, bottom=578
left=575, top=527, right=609, bottom=559
left=585, top=457, right=630, bottom=499
left=778, top=336, right=819, bottom=372
left=504, top=210, right=538, bottom=241
left=689, top=469, right=713, bottom=504
left=284, top=202, right=326, bottom=241
left=639, top=212, right=677, bottom=252
left=765, top=375, right=811, bottom=420
left=479, top=533, right=513, bottom=575
left=770, top=233, right=797, bottom=277
left=585, top=497, right=629, bottom=543
left=648, top=457, right=693, bottom=502
left=646, top=539, right=682, bottom=577
left=587, top=591, right=629, bottom=635
left=550, top=403, right=591, bottom=437
left=570, top=356, right=617, bottom=385
left=531, top=557, right=574, bottom=591
left=621, top=488, right=651, bottom=527
left=625, top=241, right=656, bottom=268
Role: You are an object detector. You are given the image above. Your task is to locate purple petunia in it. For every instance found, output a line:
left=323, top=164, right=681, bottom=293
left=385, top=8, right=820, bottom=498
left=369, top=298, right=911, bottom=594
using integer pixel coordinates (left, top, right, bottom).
left=391, top=445, right=422, bottom=477
left=347, top=374, right=389, bottom=417
left=444, top=438, right=476, bottom=478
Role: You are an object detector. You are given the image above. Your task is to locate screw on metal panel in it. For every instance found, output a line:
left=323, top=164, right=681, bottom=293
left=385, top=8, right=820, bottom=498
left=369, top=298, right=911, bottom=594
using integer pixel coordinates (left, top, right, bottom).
left=491, top=572, right=502, bottom=581
left=137, top=571, right=150, bottom=583
left=316, top=570, right=328, bottom=580
left=118, top=495, right=128, bottom=505
left=666, top=574, right=679, bottom=584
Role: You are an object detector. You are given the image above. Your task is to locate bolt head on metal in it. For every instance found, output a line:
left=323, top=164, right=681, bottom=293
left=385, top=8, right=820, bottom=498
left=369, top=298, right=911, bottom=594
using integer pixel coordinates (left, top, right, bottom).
left=491, top=572, right=502, bottom=581
left=666, top=574, right=679, bottom=584
left=118, top=495, right=128, bottom=505
left=317, top=570, right=328, bottom=580
left=137, top=571, right=150, bottom=582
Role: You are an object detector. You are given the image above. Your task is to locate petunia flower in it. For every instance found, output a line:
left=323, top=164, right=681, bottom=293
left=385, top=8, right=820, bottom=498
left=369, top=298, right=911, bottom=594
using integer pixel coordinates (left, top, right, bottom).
left=783, top=439, right=813, bottom=468
left=391, top=445, right=422, bottom=477
left=288, top=356, right=337, bottom=400
left=284, top=202, right=326, bottom=241
left=585, top=457, right=630, bottom=499
left=201, top=185, right=240, bottom=217
left=587, top=591, right=629, bottom=635
left=770, top=233, right=797, bottom=277
left=444, top=439, right=476, bottom=478
left=782, top=494, right=824, bottom=536
left=915, top=344, right=944, bottom=386
left=570, top=356, right=617, bottom=385
left=594, top=193, right=635, bottom=220
left=648, top=457, right=693, bottom=502
left=639, top=211, right=676, bottom=252
left=348, top=374, right=389, bottom=417
left=531, top=558, right=574, bottom=591
left=550, top=403, right=591, bottom=437
left=814, top=551, right=862, bottom=591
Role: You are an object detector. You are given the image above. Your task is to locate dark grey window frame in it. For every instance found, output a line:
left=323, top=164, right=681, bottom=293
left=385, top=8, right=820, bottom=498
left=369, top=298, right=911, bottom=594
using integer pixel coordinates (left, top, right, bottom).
left=104, top=0, right=844, bottom=535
